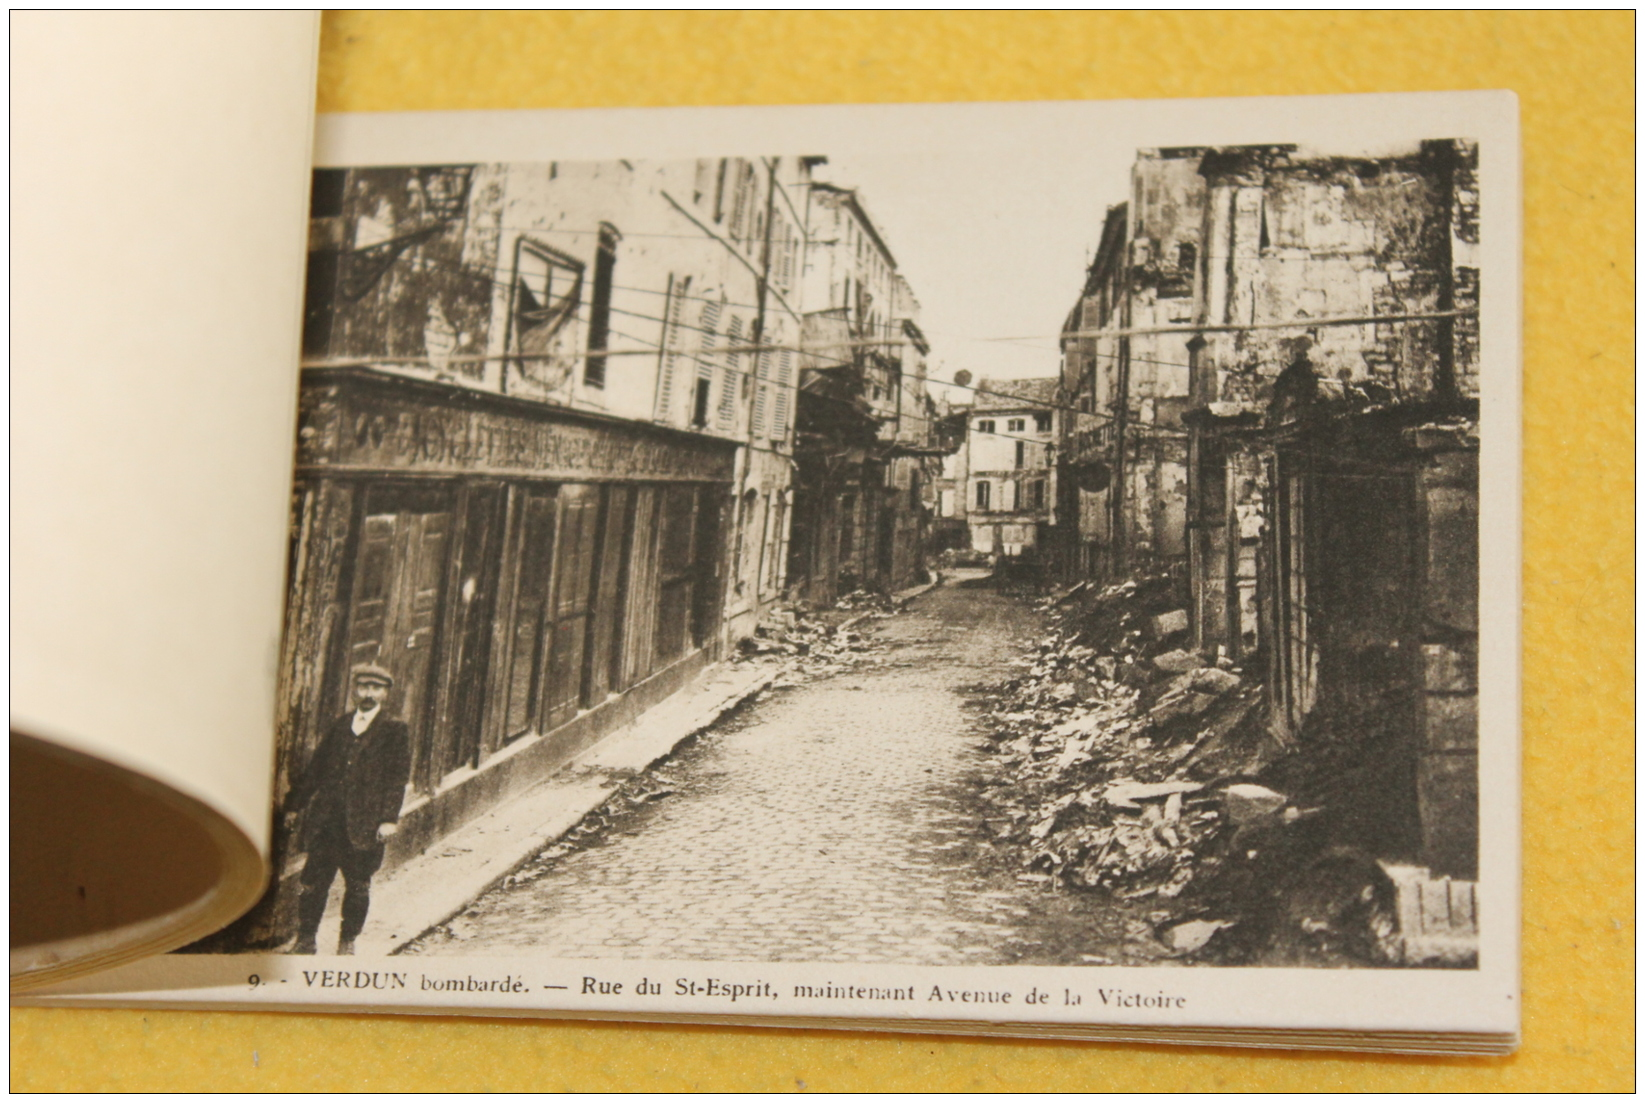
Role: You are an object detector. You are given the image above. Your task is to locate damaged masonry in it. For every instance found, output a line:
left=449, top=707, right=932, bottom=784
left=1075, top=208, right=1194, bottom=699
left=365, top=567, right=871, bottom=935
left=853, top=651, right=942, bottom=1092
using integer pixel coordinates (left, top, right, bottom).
left=1027, top=140, right=1482, bottom=965
left=201, top=137, right=1486, bottom=973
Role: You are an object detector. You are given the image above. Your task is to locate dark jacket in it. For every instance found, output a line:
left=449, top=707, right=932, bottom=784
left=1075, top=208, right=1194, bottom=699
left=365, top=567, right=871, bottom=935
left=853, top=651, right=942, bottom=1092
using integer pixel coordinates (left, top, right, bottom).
left=287, top=711, right=411, bottom=852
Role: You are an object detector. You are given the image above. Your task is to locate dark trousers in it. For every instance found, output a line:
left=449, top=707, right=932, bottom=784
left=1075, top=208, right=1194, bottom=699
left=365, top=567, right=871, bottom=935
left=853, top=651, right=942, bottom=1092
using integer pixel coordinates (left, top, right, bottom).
left=296, top=827, right=385, bottom=944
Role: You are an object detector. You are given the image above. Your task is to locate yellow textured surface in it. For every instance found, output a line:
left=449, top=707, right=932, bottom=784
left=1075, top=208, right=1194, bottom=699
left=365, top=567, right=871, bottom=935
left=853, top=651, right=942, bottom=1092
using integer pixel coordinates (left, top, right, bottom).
left=12, top=12, right=1632, bottom=1091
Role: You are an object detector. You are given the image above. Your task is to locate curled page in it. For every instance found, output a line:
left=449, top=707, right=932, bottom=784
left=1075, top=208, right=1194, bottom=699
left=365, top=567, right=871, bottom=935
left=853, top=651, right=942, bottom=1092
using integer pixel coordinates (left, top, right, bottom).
left=10, top=11, right=319, bottom=987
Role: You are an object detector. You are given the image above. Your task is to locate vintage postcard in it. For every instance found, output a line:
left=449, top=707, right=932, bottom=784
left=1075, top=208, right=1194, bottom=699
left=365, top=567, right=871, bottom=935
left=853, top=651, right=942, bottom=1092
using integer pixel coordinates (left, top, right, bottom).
left=25, top=91, right=1521, bottom=1051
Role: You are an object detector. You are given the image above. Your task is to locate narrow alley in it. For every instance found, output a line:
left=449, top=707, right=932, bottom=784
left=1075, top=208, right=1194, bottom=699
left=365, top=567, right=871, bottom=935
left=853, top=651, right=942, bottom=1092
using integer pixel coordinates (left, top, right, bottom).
left=408, top=575, right=1146, bottom=965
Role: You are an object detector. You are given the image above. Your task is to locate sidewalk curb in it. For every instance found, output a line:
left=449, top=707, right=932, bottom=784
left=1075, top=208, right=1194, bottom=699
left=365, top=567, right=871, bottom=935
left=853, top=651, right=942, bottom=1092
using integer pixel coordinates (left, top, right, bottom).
left=343, top=661, right=781, bottom=956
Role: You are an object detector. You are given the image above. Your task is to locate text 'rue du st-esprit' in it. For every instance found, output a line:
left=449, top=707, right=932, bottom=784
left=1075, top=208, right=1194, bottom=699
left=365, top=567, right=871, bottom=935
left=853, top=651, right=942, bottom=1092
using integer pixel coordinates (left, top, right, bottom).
left=582, top=976, right=1187, bottom=1009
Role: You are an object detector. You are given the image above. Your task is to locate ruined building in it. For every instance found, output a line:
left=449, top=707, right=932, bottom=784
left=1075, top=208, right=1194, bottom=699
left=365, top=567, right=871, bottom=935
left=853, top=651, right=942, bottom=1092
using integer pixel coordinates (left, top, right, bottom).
left=1058, top=140, right=1481, bottom=882
left=786, top=178, right=945, bottom=602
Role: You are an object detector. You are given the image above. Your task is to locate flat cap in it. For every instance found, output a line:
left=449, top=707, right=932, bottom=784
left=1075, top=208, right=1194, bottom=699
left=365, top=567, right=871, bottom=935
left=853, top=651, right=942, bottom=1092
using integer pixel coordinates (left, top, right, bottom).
left=351, top=663, right=394, bottom=687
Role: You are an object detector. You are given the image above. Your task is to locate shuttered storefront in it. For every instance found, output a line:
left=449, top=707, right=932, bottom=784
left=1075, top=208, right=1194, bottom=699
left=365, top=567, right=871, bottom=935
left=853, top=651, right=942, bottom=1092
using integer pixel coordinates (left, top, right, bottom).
left=281, top=368, right=735, bottom=857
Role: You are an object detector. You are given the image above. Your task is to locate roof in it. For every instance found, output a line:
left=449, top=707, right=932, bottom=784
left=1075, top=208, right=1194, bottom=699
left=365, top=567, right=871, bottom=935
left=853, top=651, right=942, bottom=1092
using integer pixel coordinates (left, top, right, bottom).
left=809, top=182, right=897, bottom=270
left=972, top=377, right=1060, bottom=413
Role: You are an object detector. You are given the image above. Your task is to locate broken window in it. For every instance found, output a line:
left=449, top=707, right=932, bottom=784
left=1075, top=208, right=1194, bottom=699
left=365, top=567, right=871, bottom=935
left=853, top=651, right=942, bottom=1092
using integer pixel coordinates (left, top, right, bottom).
left=1157, top=237, right=1195, bottom=298
left=510, top=240, right=584, bottom=375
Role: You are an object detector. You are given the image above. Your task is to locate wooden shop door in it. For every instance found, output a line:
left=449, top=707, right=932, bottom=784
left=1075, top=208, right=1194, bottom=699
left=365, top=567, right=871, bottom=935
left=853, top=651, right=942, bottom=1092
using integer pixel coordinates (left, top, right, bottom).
left=341, top=486, right=454, bottom=793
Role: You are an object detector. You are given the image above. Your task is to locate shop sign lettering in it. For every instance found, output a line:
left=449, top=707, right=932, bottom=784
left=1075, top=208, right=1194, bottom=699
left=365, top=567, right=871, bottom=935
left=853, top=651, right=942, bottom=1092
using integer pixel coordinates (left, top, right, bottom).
left=298, top=386, right=733, bottom=482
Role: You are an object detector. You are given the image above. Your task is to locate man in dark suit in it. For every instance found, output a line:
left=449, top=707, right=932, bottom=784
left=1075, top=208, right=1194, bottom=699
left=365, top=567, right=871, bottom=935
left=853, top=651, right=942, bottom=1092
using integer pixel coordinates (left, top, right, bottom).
left=286, top=664, right=411, bottom=956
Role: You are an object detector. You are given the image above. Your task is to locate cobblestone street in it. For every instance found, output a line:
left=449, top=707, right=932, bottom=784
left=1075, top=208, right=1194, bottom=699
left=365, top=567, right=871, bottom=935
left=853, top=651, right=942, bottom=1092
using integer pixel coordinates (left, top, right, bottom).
left=410, top=575, right=1135, bottom=964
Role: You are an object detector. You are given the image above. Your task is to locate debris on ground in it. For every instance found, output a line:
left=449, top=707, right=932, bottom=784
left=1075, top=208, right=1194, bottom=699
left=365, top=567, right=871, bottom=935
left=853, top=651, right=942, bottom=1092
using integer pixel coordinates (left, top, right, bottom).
left=733, top=603, right=892, bottom=687
left=969, top=589, right=1267, bottom=904
left=970, top=571, right=1417, bottom=966
left=1164, top=918, right=1235, bottom=953
left=830, top=587, right=902, bottom=616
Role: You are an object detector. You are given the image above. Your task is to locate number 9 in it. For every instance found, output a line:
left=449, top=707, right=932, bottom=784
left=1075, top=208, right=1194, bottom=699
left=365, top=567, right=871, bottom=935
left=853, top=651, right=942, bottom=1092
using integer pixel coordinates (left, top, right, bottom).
left=248, top=974, right=261, bottom=988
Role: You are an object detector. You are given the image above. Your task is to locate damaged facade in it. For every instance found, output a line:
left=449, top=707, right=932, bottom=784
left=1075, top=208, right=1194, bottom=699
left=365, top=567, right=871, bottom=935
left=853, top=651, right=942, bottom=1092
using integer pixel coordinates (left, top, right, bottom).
left=786, top=179, right=947, bottom=603
left=1055, top=158, right=1197, bottom=585
left=1054, top=141, right=1482, bottom=926
left=235, top=156, right=942, bottom=944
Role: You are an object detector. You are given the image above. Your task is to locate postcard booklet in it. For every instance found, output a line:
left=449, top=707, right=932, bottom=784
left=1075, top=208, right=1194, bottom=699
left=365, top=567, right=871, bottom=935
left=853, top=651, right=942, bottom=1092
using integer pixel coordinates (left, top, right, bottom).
left=12, top=15, right=1520, bottom=1055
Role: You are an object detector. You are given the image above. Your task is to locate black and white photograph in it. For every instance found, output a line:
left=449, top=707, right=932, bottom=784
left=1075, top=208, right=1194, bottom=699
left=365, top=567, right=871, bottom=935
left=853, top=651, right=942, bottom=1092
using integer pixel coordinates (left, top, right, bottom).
left=189, top=125, right=1488, bottom=976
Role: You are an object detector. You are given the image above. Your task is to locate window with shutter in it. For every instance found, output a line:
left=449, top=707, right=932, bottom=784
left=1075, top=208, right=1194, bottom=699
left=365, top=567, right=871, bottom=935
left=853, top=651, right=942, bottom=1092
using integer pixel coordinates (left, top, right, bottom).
left=718, top=314, right=742, bottom=429
left=654, top=275, right=691, bottom=424
left=741, top=162, right=759, bottom=247
left=693, top=297, right=722, bottom=429
left=752, top=379, right=769, bottom=439
left=728, top=160, right=753, bottom=241
left=772, top=348, right=794, bottom=442
left=777, top=219, right=795, bottom=290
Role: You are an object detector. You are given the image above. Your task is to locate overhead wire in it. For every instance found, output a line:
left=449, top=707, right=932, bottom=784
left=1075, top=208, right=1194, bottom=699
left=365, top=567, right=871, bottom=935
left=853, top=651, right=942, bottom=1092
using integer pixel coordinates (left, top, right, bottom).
left=332, top=209, right=1351, bottom=441
left=325, top=266, right=1171, bottom=435
left=342, top=194, right=1467, bottom=390
left=324, top=248, right=1188, bottom=436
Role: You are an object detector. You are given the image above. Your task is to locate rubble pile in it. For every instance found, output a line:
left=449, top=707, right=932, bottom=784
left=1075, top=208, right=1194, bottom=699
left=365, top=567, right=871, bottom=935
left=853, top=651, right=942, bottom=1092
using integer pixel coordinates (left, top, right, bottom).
left=734, top=607, right=890, bottom=686
left=975, top=575, right=1408, bottom=965
left=828, top=587, right=902, bottom=616
left=974, top=617, right=1265, bottom=904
